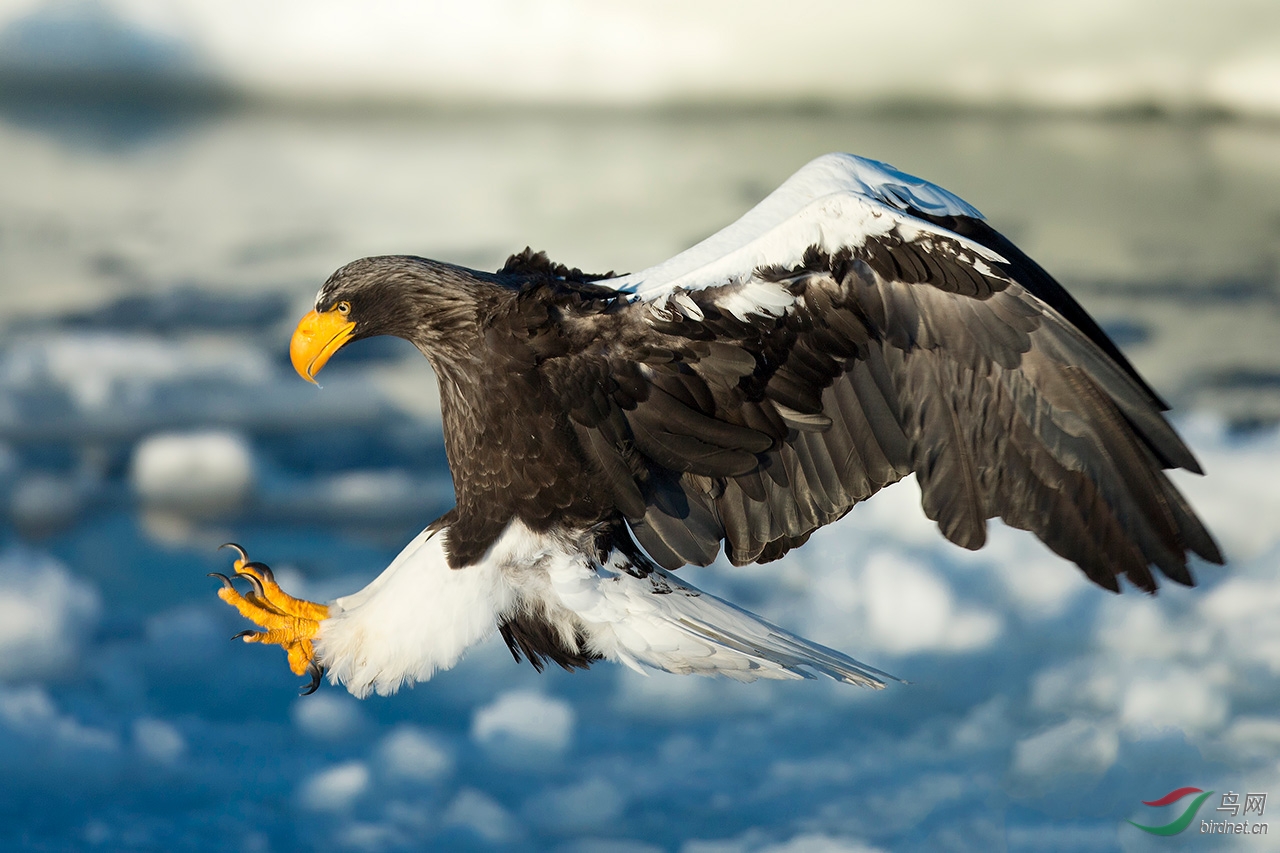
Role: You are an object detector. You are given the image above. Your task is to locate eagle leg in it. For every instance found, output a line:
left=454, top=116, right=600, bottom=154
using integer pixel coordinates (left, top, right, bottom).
left=211, top=544, right=330, bottom=683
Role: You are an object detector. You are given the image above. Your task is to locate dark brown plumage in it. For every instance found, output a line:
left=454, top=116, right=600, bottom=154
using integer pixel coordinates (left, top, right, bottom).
left=308, top=154, right=1222, bottom=672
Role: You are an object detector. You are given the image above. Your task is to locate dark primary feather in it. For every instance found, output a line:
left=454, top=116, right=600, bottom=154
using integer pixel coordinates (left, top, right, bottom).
left=908, top=211, right=1173, bottom=415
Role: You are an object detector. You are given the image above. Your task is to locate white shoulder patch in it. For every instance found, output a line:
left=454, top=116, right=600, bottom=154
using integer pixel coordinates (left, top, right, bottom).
left=611, top=153, right=997, bottom=308
left=838, top=154, right=985, bottom=220
left=713, top=278, right=796, bottom=322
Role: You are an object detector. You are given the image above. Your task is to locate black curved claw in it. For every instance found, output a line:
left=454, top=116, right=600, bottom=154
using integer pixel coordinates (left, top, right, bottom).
left=301, top=661, right=325, bottom=695
left=243, top=560, right=276, bottom=584
left=207, top=572, right=235, bottom=591
left=232, top=629, right=258, bottom=641
left=219, top=542, right=249, bottom=563
left=240, top=572, right=266, bottom=598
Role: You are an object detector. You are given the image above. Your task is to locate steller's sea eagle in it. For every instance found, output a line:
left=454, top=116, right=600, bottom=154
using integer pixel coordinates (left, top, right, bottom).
left=211, top=153, right=1222, bottom=697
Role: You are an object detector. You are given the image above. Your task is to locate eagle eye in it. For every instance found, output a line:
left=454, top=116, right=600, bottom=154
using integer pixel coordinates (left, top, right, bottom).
left=336, top=301, right=352, bottom=316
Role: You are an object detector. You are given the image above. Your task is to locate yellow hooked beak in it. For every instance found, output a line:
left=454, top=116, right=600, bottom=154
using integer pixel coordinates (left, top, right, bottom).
left=290, top=308, right=356, bottom=384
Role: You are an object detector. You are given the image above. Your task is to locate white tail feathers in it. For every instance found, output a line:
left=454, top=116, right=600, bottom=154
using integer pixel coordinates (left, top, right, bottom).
left=552, top=548, right=895, bottom=688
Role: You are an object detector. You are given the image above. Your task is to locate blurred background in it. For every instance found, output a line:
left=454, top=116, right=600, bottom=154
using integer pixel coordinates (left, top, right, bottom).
left=1, top=1, right=1279, bottom=851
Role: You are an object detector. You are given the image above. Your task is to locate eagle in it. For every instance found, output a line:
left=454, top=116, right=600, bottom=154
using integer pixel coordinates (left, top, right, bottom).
left=211, top=153, right=1222, bottom=697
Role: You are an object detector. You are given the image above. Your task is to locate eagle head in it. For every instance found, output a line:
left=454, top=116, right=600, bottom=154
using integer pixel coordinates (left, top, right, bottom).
left=291, top=255, right=488, bottom=383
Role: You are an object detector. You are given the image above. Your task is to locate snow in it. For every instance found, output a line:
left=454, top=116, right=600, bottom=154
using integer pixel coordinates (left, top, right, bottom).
left=1168, top=419, right=1280, bottom=560
left=687, top=836, right=888, bottom=853
left=1119, top=670, right=1230, bottom=733
left=9, top=472, right=86, bottom=537
left=2, top=415, right=1274, bottom=846
left=524, top=776, right=626, bottom=834
left=0, top=549, right=99, bottom=681
left=471, top=690, right=575, bottom=757
left=1206, top=49, right=1280, bottom=118
left=292, top=691, right=367, bottom=741
left=2, top=332, right=273, bottom=412
left=754, top=836, right=886, bottom=853
left=300, top=761, right=373, bottom=812
left=443, top=788, right=520, bottom=844
left=130, top=430, right=254, bottom=513
left=0, top=683, right=119, bottom=753
left=858, top=552, right=1003, bottom=655
left=1012, top=720, right=1120, bottom=781
left=4, top=1, right=1280, bottom=118
left=567, top=841, right=665, bottom=853
left=132, top=716, right=186, bottom=764
left=375, top=725, right=453, bottom=782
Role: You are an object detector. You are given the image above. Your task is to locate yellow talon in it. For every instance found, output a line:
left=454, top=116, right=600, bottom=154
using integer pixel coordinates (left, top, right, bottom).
left=212, top=544, right=330, bottom=686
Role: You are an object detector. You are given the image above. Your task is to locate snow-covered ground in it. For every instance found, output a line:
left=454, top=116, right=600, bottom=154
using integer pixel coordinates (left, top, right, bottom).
left=0, top=105, right=1277, bottom=851
left=2, top=0, right=1280, bottom=118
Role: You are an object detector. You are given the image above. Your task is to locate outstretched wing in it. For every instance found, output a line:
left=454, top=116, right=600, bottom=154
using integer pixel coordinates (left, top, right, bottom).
left=539, top=153, right=1222, bottom=592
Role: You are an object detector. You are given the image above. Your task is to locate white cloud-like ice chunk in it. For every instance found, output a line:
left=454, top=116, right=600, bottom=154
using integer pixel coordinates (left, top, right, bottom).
left=298, top=761, right=370, bottom=812
left=0, top=549, right=99, bottom=682
left=1012, top=719, right=1119, bottom=780
left=837, top=475, right=938, bottom=547
left=471, top=690, right=574, bottom=755
left=442, top=788, right=518, bottom=844
left=611, top=662, right=777, bottom=720
left=2, top=333, right=272, bottom=411
left=1030, top=659, right=1123, bottom=717
left=1220, top=716, right=1280, bottom=762
left=524, top=775, right=625, bottom=834
left=1120, top=669, right=1229, bottom=734
left=562, top=840, right=664, bottom=853
left=860, top=552, right=1002, bottom=655
left=1199, top=574, right=1280, bottom=676
left=334, top=822, right=402, bottom=852
left=949, top=696, right=1013, bottom=751
left=130, top=430, right=254, bottom=514
left=375, top=725, right=453, bottom=782
left=685, top=834, right=888, bottom=853
left=969, top=525, right=1087, bottom=619
left=1206, top=48, right=1280, bottom=119
left=9, top=473, right=86, bottom=538
left=291, top=692, right=366, bottom=741
left=1095, top=598, right=1184, bottom=662
left=324, top=469, right=418, bottom=512
left=1031, top=542, right=1280, bottom=745
left=1169, top=418, right=1280, bottom=561
left=0, top=685, right=118, bottom=752
left=756, top=836, right=888, bottom=853
left=132, top=717, right=186, bottom=765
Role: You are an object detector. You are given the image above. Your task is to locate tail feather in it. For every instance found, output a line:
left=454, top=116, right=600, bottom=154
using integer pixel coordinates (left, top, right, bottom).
left=550, top=548, right=895, bottom=687
left=668, top=593, right=896, bottom=687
